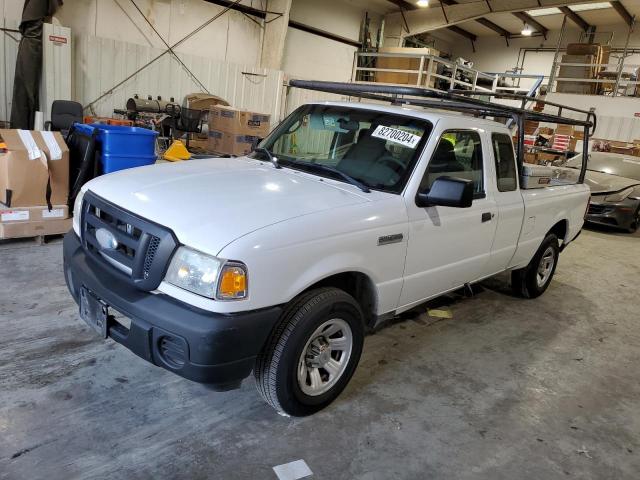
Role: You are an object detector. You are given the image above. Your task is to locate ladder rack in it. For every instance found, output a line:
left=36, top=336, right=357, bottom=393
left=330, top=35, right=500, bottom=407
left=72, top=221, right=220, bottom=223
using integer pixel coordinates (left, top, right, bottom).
left=288, top=80, right=595, bottom=183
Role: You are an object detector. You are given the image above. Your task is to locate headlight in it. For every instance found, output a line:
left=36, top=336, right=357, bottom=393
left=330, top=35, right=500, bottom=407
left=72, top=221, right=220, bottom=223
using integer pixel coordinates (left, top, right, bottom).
left=72, top=189, right=86, bottom=236
left=605, top=187, right=633, bottom=203
left=165, top=247, right=248, bottom=300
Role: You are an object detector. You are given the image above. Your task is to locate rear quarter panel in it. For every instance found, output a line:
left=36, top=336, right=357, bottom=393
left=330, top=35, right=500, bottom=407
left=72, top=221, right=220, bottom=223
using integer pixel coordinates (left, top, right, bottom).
left=509, top=184, right=589, bottom=269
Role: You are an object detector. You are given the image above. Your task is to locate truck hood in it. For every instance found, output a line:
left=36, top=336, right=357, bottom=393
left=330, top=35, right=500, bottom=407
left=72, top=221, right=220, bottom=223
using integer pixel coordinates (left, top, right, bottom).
left=584, top=170, right=640, bottom=194
left=83, top=157, right=370, bottom=254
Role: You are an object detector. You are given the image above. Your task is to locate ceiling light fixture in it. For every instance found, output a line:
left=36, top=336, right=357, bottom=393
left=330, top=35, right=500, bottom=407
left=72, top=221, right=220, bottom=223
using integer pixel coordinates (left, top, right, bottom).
left=521, top=23, right=533, bottom=36
left=416, top=0, right=429, bottom=7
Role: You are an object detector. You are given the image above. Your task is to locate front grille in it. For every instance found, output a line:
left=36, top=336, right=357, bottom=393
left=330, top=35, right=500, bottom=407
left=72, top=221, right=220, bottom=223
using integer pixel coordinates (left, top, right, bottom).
left=81, top=191, right=177, bottom=291
left=588, top=203, right=613, bottom=215
left=144, top=236, right=161, bottom=279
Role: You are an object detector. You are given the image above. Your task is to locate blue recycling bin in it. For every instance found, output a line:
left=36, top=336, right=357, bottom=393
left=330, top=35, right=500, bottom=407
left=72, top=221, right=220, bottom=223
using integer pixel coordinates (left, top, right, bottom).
left=73, top=123, right=158, bottom=173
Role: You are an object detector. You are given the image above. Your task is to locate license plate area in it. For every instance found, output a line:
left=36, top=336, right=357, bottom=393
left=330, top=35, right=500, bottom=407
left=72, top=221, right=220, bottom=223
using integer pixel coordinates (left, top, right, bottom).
left=80, top=287, right=109, bottom=339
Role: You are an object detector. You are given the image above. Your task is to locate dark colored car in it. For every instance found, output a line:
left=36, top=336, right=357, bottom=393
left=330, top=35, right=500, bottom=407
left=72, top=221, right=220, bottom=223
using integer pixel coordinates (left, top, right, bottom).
left=564, top=152, right=640, bottom=232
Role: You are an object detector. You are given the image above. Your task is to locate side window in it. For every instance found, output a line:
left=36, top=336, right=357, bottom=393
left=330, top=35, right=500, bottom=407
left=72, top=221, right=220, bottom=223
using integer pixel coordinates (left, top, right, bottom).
left=420, top=130, right=484, bottom=196
left=491, top=133, right=518, bottom=192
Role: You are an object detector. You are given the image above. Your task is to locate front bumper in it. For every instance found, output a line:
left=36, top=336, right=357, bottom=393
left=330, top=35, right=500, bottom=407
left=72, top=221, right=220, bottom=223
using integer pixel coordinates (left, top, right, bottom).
left=63, top=232, right=282, bottom=389
left=586, top=199, right=639, bottom=231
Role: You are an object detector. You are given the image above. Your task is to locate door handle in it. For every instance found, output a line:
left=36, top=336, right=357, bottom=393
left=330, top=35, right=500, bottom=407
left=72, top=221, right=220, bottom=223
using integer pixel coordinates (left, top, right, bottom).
left=481, top=212, right=494, bottom=223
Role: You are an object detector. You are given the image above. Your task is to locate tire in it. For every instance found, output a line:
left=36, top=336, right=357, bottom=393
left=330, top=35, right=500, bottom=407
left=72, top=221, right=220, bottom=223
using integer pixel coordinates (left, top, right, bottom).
left=511, top=233, right=560, bottom=299
left=627, top=208, right=640, bottom=233
left=254, top=287, right=364, bottom=417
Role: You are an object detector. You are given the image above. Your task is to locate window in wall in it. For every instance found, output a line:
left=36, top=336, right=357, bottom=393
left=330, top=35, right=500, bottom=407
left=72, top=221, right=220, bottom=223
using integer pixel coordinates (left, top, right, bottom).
left=491, top=133, right=518, bottom=192
left=420, top=130, right=484, bottom=196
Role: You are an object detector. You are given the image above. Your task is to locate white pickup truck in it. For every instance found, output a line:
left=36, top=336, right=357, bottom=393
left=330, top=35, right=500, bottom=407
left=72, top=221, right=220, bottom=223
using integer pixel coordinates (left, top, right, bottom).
left=63, top=84, right=591, bottom=416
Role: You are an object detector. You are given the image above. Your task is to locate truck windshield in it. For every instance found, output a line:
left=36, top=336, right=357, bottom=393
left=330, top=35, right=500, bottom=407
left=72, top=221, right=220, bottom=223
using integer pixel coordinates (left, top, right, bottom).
left=253, top=105, right=432, bottom=194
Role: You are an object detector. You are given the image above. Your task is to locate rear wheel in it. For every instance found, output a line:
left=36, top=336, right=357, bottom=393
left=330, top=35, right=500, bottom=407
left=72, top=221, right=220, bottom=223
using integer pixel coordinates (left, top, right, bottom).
left=627, top=208, right=640, bottom=233
left=254, top=288, right=364, bottom=416
left=511, top=233, right=560, bottom=299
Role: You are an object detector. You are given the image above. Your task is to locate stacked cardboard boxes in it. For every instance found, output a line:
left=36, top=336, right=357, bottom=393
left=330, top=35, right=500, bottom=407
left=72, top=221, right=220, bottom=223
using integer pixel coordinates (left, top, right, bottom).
left=556, top=43, right=610, bottom=95
left=0, top=129, right=71, bottom=239
left=208, top=106, right=271, bottom=156
left=375, top=47, right=440, bottom=88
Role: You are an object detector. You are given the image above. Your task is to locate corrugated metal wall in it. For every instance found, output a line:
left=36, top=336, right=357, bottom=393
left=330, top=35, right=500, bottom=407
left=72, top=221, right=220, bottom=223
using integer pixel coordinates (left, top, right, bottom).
left=74, top=34, right=285, bottom=121
left=41, top=24, right=72, bottom=124
left=0, top=17, right=19, bottom=124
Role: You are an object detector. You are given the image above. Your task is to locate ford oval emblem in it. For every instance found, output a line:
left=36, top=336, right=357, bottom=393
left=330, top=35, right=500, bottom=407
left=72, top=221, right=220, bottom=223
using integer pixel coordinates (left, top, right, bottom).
left=95, top=228, right=118, bottom=250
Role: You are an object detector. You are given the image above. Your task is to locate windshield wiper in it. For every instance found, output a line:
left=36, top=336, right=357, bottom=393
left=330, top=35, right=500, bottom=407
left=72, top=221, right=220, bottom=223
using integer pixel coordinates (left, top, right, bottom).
left=254, top=147, right=281, bottom=169
left=288, top=160, right=371, bottom=193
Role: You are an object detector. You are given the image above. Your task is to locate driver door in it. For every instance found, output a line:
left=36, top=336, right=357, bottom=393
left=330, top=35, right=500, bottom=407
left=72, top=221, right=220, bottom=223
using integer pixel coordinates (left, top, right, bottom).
left=398, top=128, right=498, bottom=310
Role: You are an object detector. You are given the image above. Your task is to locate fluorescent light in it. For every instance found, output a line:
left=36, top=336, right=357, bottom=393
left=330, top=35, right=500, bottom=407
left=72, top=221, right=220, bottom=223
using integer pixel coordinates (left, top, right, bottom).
left=416, top=0, right=429, bottom=7
left=527, top=2, right=611, bottom=17
left=570, top=2, right=611, bottom=12
left=527, top=7, right=561, bottom=17
left=521, top=24, right=533, bottom=36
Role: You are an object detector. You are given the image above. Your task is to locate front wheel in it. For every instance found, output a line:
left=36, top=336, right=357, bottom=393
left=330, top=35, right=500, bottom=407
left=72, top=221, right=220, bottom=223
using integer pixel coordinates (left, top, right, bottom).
left=254, top=288, right=364, bottom=416
left=511, top=233, right=560, bottom=299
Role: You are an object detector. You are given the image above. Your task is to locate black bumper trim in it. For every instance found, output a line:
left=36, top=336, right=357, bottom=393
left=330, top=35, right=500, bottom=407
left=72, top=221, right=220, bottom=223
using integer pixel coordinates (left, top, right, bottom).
left=64, top=231, right=282, bottom=386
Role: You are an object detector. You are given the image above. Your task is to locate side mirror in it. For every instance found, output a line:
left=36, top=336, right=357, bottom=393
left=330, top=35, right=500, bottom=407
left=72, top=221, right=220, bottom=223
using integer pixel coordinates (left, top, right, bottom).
left=416, top=176, right=474, bottom=208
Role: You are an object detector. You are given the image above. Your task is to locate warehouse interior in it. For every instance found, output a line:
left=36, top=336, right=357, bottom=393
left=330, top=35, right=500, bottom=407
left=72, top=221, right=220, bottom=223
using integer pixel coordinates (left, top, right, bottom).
left=1, top=0, right=640, bottom=479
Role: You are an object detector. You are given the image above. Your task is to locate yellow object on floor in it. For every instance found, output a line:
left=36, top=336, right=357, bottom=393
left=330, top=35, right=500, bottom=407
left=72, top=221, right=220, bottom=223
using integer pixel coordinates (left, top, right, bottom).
left=427, top=309, right=453, bottom=319
left=163, top=140, right=191, bottom=162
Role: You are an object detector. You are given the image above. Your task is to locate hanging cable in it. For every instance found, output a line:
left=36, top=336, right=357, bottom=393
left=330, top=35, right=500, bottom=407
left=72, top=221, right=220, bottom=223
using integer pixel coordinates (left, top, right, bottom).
left=84, top=0, right=244, bottom=111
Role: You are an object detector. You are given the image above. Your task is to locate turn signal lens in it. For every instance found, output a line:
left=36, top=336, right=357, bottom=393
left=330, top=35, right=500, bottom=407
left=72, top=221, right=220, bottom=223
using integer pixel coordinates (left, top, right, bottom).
left=217, top=264, right=248, bottom=300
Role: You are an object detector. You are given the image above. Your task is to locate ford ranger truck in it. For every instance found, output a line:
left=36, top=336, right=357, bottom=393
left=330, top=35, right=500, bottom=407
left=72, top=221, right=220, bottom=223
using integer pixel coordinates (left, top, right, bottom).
left=63, top=101, right=589, bottom=416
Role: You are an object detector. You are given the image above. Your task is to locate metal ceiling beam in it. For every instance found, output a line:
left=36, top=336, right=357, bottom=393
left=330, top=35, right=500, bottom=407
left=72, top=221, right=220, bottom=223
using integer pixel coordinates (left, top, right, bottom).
left=447, top=25, right=477, bottom=41
left=512, top=11, right=548, bottom=38
left=559, top=6, right=591, bottom=32
left=610, top=1, right=635, bottom=27
left=440, top=0, right=513, bottom=40
left=204, top=0, right=361, bottom=48
left=384, top=0, right=480, bottom=42
left=475, top=17, right=511, bottom=37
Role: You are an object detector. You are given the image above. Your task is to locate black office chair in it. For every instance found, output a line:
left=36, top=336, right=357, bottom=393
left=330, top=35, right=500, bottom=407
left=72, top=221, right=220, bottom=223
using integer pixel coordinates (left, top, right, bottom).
left=45, top=100, right=83, bottom=136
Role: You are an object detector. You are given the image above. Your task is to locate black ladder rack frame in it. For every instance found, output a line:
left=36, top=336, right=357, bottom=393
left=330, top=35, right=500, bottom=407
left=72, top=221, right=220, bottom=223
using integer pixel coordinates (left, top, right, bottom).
left=288, top=80, right=596, bottom=184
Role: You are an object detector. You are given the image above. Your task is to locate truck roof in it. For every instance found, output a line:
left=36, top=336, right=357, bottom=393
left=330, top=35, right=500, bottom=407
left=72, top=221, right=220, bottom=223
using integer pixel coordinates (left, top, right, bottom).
left=308, top=100, right=510, bottom=132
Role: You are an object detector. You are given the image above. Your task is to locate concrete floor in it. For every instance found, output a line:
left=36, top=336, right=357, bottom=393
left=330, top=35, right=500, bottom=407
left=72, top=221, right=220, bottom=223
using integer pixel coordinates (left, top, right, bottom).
left=0, top=227, right=639, bottom=480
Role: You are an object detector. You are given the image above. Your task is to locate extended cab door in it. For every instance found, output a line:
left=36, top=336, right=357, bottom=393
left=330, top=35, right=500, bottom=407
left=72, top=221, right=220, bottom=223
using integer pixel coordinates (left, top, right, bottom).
left=398, top=126, right=498, bottom=311
left=485, top=132, right=525, bottom=274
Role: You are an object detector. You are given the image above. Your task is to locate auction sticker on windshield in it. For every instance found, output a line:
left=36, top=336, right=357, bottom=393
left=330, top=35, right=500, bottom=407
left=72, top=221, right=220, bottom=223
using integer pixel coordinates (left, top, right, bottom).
left=372, top=126, right=422, bottom=149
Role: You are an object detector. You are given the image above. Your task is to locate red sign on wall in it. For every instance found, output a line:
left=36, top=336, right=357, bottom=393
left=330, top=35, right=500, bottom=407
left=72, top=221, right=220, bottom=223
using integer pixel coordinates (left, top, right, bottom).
left=48, top=35, right=67, bottom=44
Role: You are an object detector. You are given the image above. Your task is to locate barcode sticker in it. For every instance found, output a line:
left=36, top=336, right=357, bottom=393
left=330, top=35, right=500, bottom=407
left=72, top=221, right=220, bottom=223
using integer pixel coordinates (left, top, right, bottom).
left=42, top=208, right=65, bottom=219
left=1, top=210, right=29, bottom=222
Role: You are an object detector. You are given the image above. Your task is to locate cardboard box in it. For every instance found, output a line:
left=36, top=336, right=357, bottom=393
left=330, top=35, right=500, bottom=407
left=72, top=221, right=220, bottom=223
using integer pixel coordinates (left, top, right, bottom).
left=1, top=204, right=69, bottom=224
left=209, top=106, right=271, bottom=138
left=32, top=131, right=69, bottom=206
left=0, top=129, right=51, bottom=207
left=186, top=94, right=230, bottom=139
left=375, top=47, right=440, bottom=87
left=524, top=152, right=539, bottom=164
left=609, top=141, right=634, bottom=155
left=0, top=129, right=69, bottom=208
left=555, top=125, right=575, bottom=136
left=539, top=127, right=555, bottom=136
left=208, top=130, right=260, bottom=156
left=0, top=217, right=71, bottom=239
